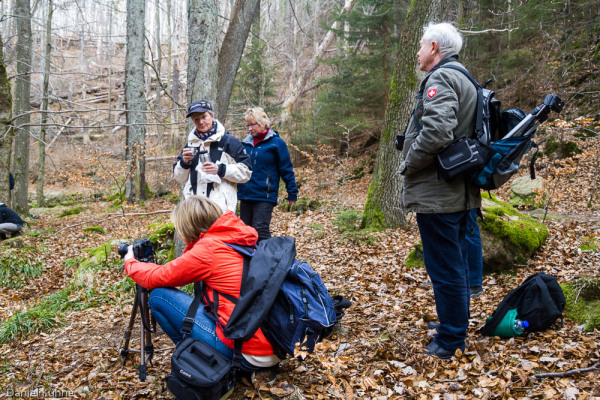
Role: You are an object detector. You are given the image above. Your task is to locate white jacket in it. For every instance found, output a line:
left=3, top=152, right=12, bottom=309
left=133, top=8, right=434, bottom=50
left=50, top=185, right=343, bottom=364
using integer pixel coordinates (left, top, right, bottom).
left=173, top=120, right=252, bottom=212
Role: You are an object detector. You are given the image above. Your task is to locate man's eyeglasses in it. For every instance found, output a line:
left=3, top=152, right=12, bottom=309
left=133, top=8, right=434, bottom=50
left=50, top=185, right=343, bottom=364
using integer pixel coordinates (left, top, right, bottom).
left=246, top=122, right=258, bottom=128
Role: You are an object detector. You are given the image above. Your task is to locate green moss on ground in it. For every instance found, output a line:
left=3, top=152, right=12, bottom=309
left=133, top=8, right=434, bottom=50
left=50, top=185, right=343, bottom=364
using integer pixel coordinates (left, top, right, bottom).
left=83, top=225, right=105, bottom=234
left=405, top=242, right=425, bottom=268
left=562, top=279, right=600, bottom=332
left=58, top=206, right=84, bottom=217
left=481, top=192, right=548, bottom=256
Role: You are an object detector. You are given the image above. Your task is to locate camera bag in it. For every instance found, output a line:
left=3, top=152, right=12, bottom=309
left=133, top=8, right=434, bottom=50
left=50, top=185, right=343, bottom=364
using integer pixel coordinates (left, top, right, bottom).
left=437, top=136, right=488, bottom=181
left=166, top=284, right=236, bottom=400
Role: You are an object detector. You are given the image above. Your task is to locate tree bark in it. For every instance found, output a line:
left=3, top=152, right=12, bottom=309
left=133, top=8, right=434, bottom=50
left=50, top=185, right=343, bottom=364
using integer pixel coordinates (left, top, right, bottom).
left=12, top=0, right=32, bottom=214
left=362, top=0, right=455, bottom=229
left=0, top=32, right=12, bottom=205
left=187, top=0, right=219, bottom=107
left=216, top=0, right=261, bottom=122
left=279, top=0, right=357, bottom=124
left=37, top=0, right=53, bottom=208
left=125, top=0, right=148, bottom=203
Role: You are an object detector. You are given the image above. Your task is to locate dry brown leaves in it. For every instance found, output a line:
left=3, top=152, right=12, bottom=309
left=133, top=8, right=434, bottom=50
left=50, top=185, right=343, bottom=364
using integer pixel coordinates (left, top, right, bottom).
left=1, top=125, right=599, bottom=399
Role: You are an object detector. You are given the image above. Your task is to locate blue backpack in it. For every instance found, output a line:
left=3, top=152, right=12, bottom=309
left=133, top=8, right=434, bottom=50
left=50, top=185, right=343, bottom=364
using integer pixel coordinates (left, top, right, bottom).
left=434, top=65, right=563, bottom=190
left=212, top=237, right=350, bottom=358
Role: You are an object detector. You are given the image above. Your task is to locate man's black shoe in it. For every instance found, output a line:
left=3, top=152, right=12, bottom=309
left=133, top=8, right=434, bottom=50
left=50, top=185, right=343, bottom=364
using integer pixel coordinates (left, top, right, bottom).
left=425, top=341, right=454, bottom=360
left=470, top=286, right=483, bottom=297
left=426, top=321, right=440, bottom=330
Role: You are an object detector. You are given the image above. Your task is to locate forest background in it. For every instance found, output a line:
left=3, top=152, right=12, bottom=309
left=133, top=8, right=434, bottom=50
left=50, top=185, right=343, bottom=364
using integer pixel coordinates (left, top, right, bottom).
left=0, top=0, right=599, bottom=398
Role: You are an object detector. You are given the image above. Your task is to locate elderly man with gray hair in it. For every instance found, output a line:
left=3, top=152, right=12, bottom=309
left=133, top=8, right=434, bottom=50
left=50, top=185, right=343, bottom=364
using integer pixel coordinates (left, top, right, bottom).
left=398, top=22, right=481, bottom=359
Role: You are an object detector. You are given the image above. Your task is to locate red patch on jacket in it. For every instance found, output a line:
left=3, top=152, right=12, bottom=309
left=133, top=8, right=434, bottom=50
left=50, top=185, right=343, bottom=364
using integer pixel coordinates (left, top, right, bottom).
left=427, top=87, right=438, bottom=98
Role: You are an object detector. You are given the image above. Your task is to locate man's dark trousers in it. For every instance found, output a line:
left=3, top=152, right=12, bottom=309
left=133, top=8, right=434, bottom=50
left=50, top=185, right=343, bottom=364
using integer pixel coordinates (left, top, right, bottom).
left=417, top=211, right=470, bottom=352
left=239, top=200, right=276, bottom=242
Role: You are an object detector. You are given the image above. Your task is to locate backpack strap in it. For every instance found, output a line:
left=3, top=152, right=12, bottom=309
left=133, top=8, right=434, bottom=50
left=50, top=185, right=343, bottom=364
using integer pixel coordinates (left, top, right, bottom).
left=180, top=282, right=205, bottom=338
left=438, top=65, right=485, bottom=140
left=412, top=56, right=459, bottom=133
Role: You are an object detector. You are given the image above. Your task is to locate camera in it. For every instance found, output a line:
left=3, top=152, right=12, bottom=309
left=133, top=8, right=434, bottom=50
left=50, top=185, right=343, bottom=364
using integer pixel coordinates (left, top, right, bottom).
left=118, top=239, right=155, bottom=263
left=395, top=134, right=406, bottom=151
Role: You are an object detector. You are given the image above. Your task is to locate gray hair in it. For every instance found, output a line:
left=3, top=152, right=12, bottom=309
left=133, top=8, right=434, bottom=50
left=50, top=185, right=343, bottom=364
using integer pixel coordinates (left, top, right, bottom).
left=422, top=22, right=462, bottom=59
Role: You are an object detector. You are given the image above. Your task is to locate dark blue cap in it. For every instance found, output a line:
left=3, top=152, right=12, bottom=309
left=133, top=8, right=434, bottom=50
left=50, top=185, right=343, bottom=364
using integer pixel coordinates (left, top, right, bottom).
left=186, top=100, right=214, bottom=117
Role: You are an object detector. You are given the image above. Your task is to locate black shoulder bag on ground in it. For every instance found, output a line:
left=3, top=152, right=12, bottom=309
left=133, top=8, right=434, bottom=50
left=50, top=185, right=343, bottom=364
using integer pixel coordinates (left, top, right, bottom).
left=166, top=283, right=236, bottom=400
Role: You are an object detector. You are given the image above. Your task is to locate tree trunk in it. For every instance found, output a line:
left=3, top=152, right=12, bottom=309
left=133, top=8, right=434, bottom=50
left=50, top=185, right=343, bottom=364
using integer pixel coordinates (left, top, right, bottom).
left=154, top=0, right=163, bottom=142
left=12, top=0, right=32, bottom=214
left=279, top=0, right=357, bottom=124
left=37, top=0, right=52, bottom=207
left=216, top=0, right=261, bottom=122
left=187, top=0, right=219, bottom=107
left=362, top=0, right=455, bottom=229
left=125, top=0, right=148, bottom=203
left=0, top=32, right=12, bottom=205
left=176, top=0, right=219, bottom=257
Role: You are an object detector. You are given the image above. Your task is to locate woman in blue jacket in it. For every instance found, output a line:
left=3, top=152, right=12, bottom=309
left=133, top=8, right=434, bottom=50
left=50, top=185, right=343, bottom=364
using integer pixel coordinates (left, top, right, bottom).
left=237, top=108, right=298, bottom=242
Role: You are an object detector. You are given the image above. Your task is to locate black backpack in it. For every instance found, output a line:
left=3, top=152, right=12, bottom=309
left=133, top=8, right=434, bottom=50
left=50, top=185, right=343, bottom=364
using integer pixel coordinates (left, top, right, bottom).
left=479, top=272, right=566, bottom=336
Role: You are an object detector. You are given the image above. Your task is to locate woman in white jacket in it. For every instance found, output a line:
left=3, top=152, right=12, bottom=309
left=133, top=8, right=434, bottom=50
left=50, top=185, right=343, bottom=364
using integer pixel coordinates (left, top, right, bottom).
left=173, top=99, right=252, bottom=213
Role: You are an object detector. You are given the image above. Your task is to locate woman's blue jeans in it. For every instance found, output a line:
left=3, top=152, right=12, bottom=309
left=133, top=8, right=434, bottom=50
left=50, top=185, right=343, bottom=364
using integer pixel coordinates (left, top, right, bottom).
left=149, top=287, right=263, bottom=370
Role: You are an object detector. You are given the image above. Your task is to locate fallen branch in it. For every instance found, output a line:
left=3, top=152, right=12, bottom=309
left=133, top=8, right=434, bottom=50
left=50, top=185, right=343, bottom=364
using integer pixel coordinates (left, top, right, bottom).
left=55, top=209, right=172, bottom=234
left=534, top=361, right=600, bottom=379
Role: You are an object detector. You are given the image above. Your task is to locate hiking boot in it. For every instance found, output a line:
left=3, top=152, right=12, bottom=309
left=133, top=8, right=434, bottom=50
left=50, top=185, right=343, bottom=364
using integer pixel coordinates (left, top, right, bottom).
left=425, top=341, right=454, bottom=360
left=426, top=321, right=440, bottom=331
left=470, top=286, right=483, bottom=297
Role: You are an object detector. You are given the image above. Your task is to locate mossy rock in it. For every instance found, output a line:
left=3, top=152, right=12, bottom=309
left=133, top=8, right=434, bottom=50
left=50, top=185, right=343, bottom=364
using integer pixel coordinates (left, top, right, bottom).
left=510, top=176, right=546, bottom=208
left=279, top=197, right=321, bottom=215
left=405, top=242, right=424, bottom=268
left=562, top=278, right=600, bottom=332
left=543, top=135, right=583, bottom=160
left=480, top=193, right=548, bottom=272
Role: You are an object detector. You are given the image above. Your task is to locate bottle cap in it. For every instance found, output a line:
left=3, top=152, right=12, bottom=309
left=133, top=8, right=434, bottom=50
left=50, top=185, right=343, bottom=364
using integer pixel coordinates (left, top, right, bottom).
left=522, top=321, right=529, bottom=328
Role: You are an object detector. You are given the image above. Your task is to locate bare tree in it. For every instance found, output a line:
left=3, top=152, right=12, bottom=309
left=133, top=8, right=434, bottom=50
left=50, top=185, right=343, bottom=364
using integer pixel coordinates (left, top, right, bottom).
left=216, top=0, right=261, bottom=121
left=0, top=32, right=12, bottom=205
left=362, top=0, right=456, bottom=229
left=279, top=0, right=357, bottom=124
left=12, top=0, right=33, bottom=214
left=125, top=0, right=148, bottom=202
left=37, top=0, right=53, bottom=207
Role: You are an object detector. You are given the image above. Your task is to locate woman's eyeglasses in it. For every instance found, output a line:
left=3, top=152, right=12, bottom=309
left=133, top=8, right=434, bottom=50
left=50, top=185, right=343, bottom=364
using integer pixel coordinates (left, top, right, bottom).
left=246, top=122, right=258, bottom=128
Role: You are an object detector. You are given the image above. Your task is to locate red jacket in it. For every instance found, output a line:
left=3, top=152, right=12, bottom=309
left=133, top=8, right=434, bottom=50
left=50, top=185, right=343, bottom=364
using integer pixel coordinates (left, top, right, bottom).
left=125, top=211, right=275, bottom=356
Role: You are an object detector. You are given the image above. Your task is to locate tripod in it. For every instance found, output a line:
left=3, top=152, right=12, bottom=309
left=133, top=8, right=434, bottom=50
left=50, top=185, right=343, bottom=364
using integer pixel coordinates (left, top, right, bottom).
left=120, top=284, right=173, bottom=381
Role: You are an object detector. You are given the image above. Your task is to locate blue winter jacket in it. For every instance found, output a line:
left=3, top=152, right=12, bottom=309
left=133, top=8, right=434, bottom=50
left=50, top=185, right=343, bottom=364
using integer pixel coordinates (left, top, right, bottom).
left=237, top=129, right=298, bottom=204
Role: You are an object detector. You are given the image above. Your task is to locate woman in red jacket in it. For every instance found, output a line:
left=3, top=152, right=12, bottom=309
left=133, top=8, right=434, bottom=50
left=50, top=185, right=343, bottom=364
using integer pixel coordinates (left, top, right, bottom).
left=124, top=195, right=280, bottom=370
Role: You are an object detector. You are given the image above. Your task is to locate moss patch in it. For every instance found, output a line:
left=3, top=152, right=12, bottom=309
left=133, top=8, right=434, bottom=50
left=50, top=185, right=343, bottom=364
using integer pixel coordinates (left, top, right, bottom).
left=405, top=242, right=425, bottom=268
left=83, top=225, right=105, bottom=234
left=279, top=197, right=321, bottom=215
left=58, top=206, right=84, bottom=217
left=481, top=192, right=548, bottom=257
left=562, top=279, right=600, bottom=332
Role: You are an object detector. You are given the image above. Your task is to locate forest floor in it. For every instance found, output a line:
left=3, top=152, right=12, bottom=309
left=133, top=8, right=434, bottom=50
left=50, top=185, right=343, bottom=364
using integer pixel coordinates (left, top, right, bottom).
left=0, top=117, right=599, bottom=399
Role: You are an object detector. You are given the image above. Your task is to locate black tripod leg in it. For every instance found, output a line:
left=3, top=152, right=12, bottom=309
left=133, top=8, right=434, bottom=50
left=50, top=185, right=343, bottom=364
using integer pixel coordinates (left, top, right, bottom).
left=138, top=289, right=148, bottom=382
left=120, top=290, right=139, bottom=364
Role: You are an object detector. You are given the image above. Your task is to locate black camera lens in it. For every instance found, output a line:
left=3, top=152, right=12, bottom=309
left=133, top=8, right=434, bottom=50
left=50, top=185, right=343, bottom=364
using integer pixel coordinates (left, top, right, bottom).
left=118, top=244, right=129, bottom=258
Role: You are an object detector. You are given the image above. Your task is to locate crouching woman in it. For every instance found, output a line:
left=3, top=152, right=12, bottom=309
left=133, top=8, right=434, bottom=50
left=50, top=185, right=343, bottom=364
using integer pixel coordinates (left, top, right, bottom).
left=124, top=195, right=280, bottom=370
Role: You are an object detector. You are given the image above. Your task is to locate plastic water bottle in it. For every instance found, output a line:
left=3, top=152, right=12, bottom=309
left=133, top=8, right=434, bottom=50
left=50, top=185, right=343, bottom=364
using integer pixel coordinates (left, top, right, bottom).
left=513, top=319, right=529, bottom=334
